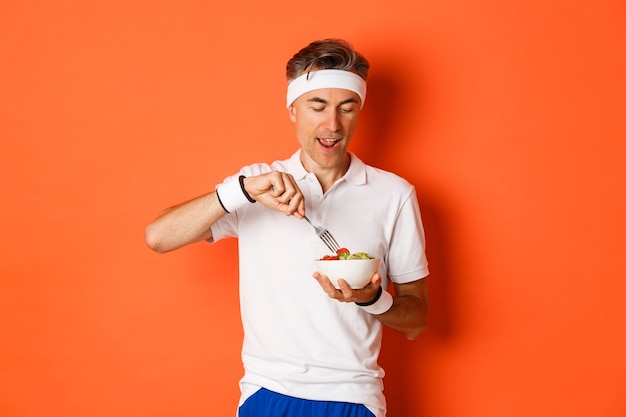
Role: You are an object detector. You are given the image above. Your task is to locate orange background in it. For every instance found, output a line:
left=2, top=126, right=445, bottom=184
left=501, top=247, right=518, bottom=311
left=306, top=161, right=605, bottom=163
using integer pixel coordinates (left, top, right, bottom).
left=1, top=1, right=625, bottom=416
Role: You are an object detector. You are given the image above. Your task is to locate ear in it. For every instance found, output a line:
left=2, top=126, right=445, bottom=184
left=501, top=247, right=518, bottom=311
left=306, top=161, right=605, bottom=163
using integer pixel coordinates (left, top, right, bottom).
left=288, top=105, right=296, bottom=122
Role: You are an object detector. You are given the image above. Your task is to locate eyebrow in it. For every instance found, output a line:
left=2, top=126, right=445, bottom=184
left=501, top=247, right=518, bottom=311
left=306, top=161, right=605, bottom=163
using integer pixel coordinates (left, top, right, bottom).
left=306, top=97, right=360, bottom=106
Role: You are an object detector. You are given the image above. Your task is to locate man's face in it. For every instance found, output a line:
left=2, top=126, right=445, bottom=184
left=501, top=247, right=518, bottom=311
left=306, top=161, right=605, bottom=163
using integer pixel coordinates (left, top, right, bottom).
left=289, top=88, right=361, bottom=173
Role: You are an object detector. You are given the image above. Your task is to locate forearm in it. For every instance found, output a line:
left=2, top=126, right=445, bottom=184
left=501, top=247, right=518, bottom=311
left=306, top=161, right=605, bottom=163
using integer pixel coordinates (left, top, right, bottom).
left=374, top=292, right=428, bottom=340
left=145, top=191, right=226, bottom=253
left=145, top=170, right=306, bottom=254
left=313, top=274, right=429, bottom=340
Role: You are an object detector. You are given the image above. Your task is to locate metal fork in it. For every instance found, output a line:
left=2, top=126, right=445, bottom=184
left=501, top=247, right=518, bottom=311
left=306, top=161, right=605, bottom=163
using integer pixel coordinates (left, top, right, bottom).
left=303, top=215, right=341, bottom=253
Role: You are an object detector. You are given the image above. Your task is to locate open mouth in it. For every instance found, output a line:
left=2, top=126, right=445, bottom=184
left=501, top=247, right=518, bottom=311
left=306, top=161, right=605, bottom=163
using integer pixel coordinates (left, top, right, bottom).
left=317, top=138, right=341, bottom=148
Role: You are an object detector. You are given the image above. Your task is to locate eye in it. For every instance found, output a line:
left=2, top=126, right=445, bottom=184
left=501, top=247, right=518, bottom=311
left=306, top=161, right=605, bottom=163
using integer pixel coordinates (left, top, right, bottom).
left=311, top=106, right=326, bottom=112
left=340, top=106, right=356, bottom=114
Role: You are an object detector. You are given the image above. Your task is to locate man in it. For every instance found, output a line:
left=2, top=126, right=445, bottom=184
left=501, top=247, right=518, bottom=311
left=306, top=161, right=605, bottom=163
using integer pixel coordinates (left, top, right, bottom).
left=145, top=38, right=429, bottom=417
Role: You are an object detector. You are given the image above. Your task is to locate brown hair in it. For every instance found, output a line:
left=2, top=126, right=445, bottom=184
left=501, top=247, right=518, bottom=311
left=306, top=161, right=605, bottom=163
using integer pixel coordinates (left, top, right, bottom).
left=285, top=38, right=369, bottom=82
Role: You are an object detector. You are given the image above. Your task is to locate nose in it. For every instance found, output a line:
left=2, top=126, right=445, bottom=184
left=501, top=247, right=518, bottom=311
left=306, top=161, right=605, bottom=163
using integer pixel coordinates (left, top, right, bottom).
left=323, top=109, right=340, bottom=132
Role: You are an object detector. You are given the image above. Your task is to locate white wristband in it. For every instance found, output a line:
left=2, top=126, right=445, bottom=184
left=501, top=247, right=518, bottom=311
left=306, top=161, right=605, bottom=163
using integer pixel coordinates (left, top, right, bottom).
left=216, top=177, right=251, bottom=213
left=358, top=288, right=394, bottom=315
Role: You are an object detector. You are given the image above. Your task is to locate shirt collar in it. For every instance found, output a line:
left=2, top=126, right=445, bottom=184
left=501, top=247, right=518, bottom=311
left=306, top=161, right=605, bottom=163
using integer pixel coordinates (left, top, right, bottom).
left=287, top=149, right=367, bottom=185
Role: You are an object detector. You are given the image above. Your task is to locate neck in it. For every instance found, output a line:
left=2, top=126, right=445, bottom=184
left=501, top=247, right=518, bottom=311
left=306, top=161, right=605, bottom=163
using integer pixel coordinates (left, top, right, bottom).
left=301, top=152, right=351, bottom=193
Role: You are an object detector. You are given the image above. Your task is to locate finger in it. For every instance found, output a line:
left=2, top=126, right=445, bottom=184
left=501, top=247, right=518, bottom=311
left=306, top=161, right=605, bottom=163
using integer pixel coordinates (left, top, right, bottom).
left=278, top=173, right=301, bottom=202
left=268, top=176, right=286, bottom=197
left=257, top=173, right=304, bottom=216
left=338, top=279, right=362, bottom=302
left=266, top=173, right=293, bottom=203
left=313, top=272, right=344, bottom=300
left=295, top=200, right=306, bottom=218
left=284, top=193, right=305, bottom=217
left=370, top=273, right=382, bottom=287
left=279, top=174, right=306, bottom=216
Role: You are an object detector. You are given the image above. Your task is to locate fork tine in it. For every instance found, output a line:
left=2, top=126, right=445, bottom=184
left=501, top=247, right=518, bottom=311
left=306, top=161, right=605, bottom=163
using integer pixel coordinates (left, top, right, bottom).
left=321, top=232, right=340, bottom=252
left=326, top=233, right=340, bottom=252
left=320, top=235, right=337, bottom=253
left=303, top=215, right=341, bottom=253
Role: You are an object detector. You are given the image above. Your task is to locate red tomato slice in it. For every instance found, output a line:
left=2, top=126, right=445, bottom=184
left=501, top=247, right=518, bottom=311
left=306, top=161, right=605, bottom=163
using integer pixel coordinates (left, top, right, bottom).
left=336, top=248, right=350, bottom=256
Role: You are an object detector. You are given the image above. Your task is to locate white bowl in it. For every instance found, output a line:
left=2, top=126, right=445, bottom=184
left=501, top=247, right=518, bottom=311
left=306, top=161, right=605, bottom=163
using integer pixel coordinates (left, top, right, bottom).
left=315, top=258, right=381, bottom=289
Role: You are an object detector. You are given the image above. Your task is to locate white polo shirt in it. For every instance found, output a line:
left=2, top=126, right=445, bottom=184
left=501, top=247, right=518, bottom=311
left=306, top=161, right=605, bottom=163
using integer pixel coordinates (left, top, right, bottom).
left=210, top=150, right=429, bottom=417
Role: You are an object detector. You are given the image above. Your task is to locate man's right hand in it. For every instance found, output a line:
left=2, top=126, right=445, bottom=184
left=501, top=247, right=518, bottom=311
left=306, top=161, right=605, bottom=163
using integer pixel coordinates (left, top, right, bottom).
left=243, top=171, right=306, bottom=218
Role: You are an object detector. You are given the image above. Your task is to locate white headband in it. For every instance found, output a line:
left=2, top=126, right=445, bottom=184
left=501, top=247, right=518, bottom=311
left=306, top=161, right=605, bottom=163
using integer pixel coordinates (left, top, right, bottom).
left=286, top=69, right=367, bottom=109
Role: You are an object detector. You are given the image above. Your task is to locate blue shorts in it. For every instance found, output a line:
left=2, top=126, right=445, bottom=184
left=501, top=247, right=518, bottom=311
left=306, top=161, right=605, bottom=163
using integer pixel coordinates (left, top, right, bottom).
left=238, top=388, right=376, bottom=417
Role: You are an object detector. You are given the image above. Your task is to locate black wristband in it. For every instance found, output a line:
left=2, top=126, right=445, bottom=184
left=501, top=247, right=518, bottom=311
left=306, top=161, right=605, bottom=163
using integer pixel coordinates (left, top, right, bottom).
left=239, top=175, right=256, bottom=203
left=355, top=286, right=383, bottom=306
